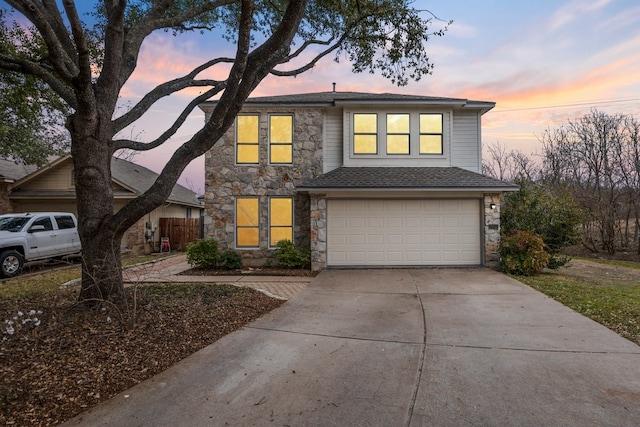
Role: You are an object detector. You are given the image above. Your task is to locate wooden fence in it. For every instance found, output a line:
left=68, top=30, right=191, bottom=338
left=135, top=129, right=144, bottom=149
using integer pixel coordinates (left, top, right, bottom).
left=158, top=218, right=201, bottom=251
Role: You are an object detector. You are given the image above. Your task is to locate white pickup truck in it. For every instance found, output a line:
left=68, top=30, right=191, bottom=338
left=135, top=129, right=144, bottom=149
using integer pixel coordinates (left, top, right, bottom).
left=0, top=212, right=82, bottom=278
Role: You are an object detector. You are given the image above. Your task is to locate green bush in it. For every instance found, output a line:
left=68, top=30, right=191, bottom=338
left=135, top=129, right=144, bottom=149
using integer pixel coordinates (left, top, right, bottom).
left=275, top=239, right=310, bottom=269
left=220, top=250, right=243, bottom=270
left=500, top=230, right=550, bottom=276
left=502, top=179, right=583, bottom=268
left=186, top=239, right=220, bottom=269
left=186, top=239, right=243, bottom=270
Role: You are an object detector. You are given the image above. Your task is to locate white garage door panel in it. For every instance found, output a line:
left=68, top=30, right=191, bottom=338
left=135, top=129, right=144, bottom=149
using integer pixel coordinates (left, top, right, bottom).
left=327, top=199, right=481, bottom=266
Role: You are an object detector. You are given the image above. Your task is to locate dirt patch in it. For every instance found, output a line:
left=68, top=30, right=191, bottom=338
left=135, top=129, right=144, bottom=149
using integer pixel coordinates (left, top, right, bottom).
left=555, top=259, right=640, bottom=287
left=0, top=284, right=284, bottom=426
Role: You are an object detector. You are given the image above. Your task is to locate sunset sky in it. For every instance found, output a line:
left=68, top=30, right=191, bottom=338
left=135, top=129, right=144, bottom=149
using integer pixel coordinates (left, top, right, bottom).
left=112, top=0, right=640, bottom=193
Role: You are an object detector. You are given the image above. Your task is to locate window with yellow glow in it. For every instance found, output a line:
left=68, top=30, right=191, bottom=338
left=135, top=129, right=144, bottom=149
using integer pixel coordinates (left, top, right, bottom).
left=353, top=113, right=378, bottom=154
left=420, top=113, right=443, bottom=154
left=269, top=197, right=293, bottom=247
left=236, top=197, right=259, bottom=248
left=386, top=114, right=410, bottom=154
left=236, top=115, right=259, bottom=164
left=269, top=115, right=293, bottom=164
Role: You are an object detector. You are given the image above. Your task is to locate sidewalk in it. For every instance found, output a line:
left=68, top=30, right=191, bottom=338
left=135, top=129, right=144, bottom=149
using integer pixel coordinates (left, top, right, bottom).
left=122, top=254, right=311, bottom=300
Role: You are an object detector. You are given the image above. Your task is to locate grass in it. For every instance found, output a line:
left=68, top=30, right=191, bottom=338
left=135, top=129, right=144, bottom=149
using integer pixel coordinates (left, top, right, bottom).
left=516, top=270, right=640, bottom=345
left=0, top=253, right=177, bottom=299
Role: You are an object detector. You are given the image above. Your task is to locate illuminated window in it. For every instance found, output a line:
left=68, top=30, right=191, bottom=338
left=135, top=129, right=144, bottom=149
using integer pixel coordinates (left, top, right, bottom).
left=420, top=113, right=443, bottom=154
left=353, top=113, right=377, bottom=154
left=236, top=197, right=259, bottom=248
left=386, top=113, right=410, bottom=154
left=269, top=115, right=293, bottom=164
left=236, top=115, right=259, bottom=164
left=269, top=197, right=293, bottom=247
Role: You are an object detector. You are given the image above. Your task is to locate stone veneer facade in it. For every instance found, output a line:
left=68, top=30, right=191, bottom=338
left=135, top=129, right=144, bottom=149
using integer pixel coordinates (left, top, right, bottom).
left=203, top=106, right=503, bottom=270
left=204, top=107, right=324, bottom=266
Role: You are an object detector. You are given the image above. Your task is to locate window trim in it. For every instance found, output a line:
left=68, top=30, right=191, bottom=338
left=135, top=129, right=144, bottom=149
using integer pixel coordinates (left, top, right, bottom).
left=235, top=196, right=260, bottom=249
left=268, top=196, right=294, bottom=249
left=353, top=113, right=379, bottom=155
left=386, top=113, right=411, bottom=155
left=419, top=113, right=444, bottom=155
left=235, top=114, right=260, bottom=165
left=268, top=114, right=294, bottom=165
left=348, top=110, right=448, bottom=161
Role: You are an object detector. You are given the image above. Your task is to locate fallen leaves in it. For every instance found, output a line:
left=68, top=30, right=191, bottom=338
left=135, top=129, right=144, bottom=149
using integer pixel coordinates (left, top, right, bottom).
left=0, top=283, right=283, bottom=426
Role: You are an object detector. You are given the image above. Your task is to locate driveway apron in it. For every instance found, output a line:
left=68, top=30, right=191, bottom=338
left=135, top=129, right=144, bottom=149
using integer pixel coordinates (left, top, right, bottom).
left=65, top=268, right=640, bottom=427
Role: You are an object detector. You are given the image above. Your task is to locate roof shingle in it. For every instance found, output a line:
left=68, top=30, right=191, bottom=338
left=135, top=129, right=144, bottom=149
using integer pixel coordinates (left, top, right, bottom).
left=298, top=167, right=518, bottom=191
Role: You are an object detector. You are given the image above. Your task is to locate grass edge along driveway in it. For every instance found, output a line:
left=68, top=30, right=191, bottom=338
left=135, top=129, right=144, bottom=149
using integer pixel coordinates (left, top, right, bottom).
left=515, top=258, right=640, bottom=346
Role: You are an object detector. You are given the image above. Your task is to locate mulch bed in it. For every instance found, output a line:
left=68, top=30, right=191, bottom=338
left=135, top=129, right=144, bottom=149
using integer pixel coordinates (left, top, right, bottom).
left=0, top=284, right=284, bottom=426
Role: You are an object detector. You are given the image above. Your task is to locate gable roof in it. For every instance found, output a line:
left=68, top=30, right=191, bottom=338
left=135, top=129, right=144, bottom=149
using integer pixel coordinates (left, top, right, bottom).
left=297, top=167, right=518, bottom=192
left=0, top=158, right=40, bottom=182
left=200, top=91, right=495, bottom=113
left=110, top=157, right=201, bottom=207
left=10, top=156, right=202, bottom=207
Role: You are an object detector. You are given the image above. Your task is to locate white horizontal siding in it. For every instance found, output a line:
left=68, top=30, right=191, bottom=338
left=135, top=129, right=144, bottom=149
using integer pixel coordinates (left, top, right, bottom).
left=323, top=107, right=343, bottom=173
left=451, top=111, right=481, bottom=172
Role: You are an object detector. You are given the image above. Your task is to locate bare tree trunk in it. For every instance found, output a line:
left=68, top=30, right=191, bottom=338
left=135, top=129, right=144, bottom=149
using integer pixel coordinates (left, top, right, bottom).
left=68, top=108, right=125, bottom=304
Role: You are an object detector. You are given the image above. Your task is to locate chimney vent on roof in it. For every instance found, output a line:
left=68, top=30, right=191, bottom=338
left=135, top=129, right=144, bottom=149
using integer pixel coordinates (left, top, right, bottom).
left=332, top=82, right=336, bottom=92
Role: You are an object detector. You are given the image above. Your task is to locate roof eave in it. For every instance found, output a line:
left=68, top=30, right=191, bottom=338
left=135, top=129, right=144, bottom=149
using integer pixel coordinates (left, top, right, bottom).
left=297, top=186, right=519, bottom=193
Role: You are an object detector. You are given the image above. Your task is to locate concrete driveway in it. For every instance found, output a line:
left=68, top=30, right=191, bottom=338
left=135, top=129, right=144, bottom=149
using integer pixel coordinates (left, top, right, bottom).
left=65, top=268, right=640, bottom=426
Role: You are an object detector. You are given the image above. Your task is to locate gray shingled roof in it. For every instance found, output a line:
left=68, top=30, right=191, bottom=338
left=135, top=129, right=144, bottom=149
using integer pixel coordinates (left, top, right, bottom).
left=200, top=91, right=494, bottom=110
left=7, top=156, right=202, bottom=207
left=298, top=167, right=518, bottom=191
left=110, top=157, right=202, bottom=207
left=0, top=159, right=40, bottom=181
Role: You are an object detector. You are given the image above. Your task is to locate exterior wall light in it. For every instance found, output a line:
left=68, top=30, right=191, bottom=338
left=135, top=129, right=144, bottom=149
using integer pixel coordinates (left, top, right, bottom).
left=489, top=202, right=496, bottom=210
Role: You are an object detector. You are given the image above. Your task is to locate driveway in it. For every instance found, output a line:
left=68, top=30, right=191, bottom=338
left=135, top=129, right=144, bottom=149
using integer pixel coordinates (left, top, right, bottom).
left=65, top=268, right=640, bottom=426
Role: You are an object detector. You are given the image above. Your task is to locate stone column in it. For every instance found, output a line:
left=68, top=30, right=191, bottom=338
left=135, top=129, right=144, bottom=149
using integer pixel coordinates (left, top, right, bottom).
left=309, top=194, right=327, bottom=271
left=484, top=193, right=501, bottom=265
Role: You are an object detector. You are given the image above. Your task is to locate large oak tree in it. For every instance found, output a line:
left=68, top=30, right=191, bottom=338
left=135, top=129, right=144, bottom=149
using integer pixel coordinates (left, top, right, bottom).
left=0, top=0, right=447, bottom=304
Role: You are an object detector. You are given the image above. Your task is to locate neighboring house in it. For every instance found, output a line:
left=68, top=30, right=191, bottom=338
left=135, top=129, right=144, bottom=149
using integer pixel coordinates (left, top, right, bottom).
left=0, top=159, right=40, bottom=213
left=200, top=91, right=518, bottom=270
left=5, top=155, right=203, bottom=254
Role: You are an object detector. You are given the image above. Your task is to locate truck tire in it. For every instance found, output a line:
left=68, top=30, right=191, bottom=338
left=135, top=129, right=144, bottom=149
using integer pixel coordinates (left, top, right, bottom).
left=0, top=250, right=24, bottom=278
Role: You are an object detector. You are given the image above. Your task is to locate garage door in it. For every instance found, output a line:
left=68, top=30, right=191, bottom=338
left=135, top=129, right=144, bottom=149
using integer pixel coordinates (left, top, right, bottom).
left=327, top=199, right=481, bottom=266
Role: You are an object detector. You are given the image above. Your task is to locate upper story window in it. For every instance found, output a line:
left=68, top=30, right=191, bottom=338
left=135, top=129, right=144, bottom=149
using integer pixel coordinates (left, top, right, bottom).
left=353, top=113, right=378, bottom=154
left=420, top=113, right=443, bottom=154
left=349, top=111, right=447, bottom=160
left=269, top=115, right=293, bottom=164
left=236, top=115, right=259, bottom=164
left=386, top=113, right=410, bottom=154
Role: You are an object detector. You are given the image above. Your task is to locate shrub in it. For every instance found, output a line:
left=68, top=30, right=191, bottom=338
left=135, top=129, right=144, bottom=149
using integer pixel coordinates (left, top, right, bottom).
left=275, top=239, right=310, bottom=269
left=501, top=179, right=583, bottom=268
left=186, top=239, right=220, bottom=269
left=186, top=239, right=243, bottom=270
left=499, top=230, right=550, bottom=276
left=220, top=250, right=243, bottom=270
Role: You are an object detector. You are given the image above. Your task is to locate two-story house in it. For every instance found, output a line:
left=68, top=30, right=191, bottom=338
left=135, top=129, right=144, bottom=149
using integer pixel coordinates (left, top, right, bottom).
left=200, top=91, right=517, bottom=271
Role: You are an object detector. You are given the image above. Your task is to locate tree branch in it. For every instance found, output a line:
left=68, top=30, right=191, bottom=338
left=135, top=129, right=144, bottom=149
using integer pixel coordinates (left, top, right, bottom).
left=0, top=54, right=76, bottom=107
left=113, top=84, right=226, bottom=152
left=7, top=0, right=79, bottom=79
left=61, top=0, right=91, bottom=85
left=112, top=57, right=234, bottom=132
